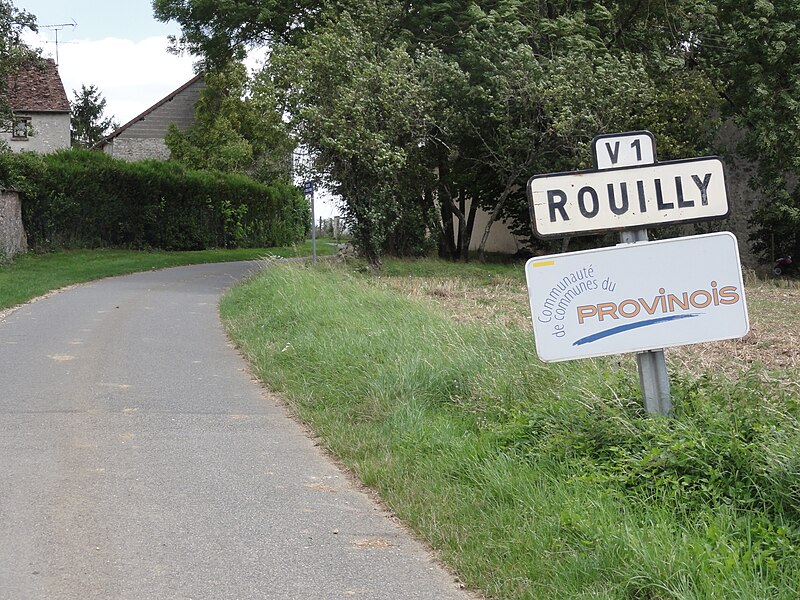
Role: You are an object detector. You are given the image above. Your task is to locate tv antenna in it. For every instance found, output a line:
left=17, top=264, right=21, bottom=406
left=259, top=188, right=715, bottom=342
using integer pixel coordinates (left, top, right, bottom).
left=39, top=20, right=77, bottom=66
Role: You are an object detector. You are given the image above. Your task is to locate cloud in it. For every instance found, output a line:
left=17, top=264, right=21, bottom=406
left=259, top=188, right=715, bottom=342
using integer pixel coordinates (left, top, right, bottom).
left=23, top=32, right=341, bottom=216
left=39, top=35, right=197, bottom=124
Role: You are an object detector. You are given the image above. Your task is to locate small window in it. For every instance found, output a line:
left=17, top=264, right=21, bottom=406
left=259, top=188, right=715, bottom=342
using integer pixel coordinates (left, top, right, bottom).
left=12, top=117, right=30, bottom=140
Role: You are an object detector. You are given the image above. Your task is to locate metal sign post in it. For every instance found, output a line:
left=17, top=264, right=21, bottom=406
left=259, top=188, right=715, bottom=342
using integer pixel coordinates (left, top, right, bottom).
left=303, top=181, right=317, bottom=264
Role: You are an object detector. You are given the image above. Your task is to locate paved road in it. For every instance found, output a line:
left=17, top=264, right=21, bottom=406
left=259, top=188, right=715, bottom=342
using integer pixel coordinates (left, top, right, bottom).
left=0, top=262, right=474, bottom=599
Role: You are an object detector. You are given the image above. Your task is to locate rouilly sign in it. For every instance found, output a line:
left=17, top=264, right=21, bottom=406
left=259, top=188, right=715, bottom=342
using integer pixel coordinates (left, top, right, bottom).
left=525, top=232, right=750, bottom=362
left=528, top=157, right=729, bottom=238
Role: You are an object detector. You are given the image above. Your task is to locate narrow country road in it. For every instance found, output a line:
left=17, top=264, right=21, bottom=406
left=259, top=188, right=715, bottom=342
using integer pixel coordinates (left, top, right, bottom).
left=0, top=262, right=473, bottom=600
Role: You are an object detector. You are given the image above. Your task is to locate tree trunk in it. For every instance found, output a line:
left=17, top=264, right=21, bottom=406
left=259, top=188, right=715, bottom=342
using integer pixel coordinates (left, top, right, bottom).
left=456, top=192, right=466, bottom=258
left=436, top=151, right=466, bottom=261
left=460, top=194, right=479, bottom=262
left=438, top=191, right=456, bottom=259
left=477, top=173, right=518, bottom=262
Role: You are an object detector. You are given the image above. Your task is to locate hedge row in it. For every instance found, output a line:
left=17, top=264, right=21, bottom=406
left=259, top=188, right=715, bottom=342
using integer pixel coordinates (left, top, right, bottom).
left=0, top=149, right=310, bottom=251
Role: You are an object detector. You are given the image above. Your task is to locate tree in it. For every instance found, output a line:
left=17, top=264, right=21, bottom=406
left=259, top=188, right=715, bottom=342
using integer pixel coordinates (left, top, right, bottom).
left=153, top=0, right=732, bottom=263
left=265, top=12, right=439, bottom=262
left=0, top=0, right=39, bottom=134
left=693, top=0, right=800, bottom=261
left=165, top=63, right=294, bottom=182
left=70, top=84, right=117, bottom=148
left=153, top=0, right=322, bottom=66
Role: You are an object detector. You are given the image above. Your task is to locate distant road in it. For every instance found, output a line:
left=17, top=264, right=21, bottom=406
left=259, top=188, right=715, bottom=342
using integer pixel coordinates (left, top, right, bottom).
left=0, top=262, right=473, bottom=599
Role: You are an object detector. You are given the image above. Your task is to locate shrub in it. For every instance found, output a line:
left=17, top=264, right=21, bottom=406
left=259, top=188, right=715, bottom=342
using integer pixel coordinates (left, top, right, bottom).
left=0, top=148, right=309, bottom=251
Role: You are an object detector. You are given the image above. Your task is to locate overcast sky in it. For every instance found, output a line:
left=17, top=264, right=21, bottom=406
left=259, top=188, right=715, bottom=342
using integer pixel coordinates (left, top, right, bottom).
left=21, top=0, right=198, bottom=125
left=18, top=1, right=339, bottom=218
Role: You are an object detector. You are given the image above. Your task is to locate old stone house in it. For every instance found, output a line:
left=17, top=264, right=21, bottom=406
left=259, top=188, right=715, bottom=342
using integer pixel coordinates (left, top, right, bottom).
left=95, top=74, right=205, bottom=161
left=1, top=58, right=70, bottom=153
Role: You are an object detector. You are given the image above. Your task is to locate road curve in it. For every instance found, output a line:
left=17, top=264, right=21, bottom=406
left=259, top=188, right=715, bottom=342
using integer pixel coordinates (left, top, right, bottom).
left=0, top=262, right=473, bottom=600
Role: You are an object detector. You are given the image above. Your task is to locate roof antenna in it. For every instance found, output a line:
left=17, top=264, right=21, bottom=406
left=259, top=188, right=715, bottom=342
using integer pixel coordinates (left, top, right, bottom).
left=39, top=19, right=77, bottom=66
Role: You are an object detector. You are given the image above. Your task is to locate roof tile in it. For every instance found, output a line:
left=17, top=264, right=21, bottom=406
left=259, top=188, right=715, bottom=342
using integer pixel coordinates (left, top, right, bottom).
left=7, top=58, right=70, bottom=113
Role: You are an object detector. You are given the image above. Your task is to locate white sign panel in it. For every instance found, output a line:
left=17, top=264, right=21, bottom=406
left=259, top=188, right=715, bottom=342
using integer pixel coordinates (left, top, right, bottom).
left=593, top=131, right=656, bottom=169
left=527, top=157, right=729, bottom=238
left=525, top=232, right=749, bottom=362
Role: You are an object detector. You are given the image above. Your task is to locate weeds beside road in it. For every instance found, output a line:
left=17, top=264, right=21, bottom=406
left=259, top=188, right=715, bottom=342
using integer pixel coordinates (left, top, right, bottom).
left=222, top=259, right=800, bottom=600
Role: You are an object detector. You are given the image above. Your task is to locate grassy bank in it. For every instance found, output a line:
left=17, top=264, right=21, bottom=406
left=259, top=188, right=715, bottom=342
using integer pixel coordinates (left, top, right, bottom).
left=221, top=260, right=800, bottom=599
left=0, top=240, right=338, bottom=310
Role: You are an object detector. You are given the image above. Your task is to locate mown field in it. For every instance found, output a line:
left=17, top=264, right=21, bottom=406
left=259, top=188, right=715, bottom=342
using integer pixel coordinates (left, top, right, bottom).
left=221, top=258, right=800, bottom=600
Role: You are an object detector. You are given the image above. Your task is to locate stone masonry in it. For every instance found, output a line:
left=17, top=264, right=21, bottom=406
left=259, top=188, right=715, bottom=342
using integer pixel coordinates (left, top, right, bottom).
left=0, top=189, right=28, bottom=259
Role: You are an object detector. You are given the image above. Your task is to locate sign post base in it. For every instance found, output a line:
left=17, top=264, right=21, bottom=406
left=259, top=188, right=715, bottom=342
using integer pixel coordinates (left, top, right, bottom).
left=636, top=349, right=672, bottom=416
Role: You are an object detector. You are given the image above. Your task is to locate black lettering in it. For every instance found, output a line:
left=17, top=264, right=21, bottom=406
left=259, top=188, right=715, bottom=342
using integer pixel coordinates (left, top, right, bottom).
left=608, top=182, right=629, bottom=215
left=605, top=141, right=620, bottom=165
left=578, top=187, right=599, bottom=218
left=655, top=179, right=674, bottom=210
left=692, top=173, right=712, bottom=206
left=675, top=176, right=694, bottom=208
left=637, top=180, right=647, bottom=212
left=547, top=190, right=569, bottom=222
left=631, top=138, right=642, bottom=161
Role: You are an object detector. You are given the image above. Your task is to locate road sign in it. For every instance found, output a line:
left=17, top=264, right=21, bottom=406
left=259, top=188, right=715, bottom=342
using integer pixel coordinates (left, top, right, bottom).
left=303, top=181, right=314, bottom=197
left=593, top=131, right=656, bottom=169
left=527, top=156, right=729, bottom=238
left=525, top=232, right=749, bottom=362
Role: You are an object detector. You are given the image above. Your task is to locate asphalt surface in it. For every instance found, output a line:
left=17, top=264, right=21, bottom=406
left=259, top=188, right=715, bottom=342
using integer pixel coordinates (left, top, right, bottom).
left=0, top=261, right=474, bottom=599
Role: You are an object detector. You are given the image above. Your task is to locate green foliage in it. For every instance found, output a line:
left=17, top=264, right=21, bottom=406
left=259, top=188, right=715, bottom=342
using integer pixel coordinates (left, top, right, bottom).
left=693, top=0, right=800, bottom=261
left=221, top=261, right=800, bottom=598
left=0, top=148, right=309, bottom=250
left=501, top=371, right=800, bottom=519
left=239, top=0, right=724, bottom=260
left=165, top=64, right=294, bottom=183
left=70, top=84, right=117, bottom=148
left=267, top=13, right=440, bottom=261
left=156, top=0, right=800, bottom=263
left=153, top=0, right=313, bottom=67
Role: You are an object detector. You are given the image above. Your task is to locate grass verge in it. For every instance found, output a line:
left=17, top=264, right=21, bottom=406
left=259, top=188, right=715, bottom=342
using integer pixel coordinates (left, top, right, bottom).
left=221, top=260, right=800, bottom=599
left=0, top=240, right=338, bottom=310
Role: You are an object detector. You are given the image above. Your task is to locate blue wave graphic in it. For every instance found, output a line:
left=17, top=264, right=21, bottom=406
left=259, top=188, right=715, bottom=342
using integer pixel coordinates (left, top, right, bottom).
left=572, top=313, right=701, bottom=347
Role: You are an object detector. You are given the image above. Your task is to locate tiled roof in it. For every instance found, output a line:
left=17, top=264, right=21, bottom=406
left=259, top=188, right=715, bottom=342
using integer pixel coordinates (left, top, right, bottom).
left=6, top=58, right=70, bottom=113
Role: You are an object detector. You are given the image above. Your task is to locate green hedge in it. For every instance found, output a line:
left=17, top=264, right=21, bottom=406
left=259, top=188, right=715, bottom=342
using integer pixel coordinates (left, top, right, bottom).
left=0, top=149, right=310, bottom=251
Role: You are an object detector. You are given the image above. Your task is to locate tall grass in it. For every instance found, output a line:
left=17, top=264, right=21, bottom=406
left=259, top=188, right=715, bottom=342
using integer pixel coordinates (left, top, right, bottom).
left=221, top=262, right=800, bottom=599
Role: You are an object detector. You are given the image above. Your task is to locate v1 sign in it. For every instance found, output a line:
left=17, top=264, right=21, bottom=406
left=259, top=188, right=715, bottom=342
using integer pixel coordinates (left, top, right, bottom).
left=592, top=131, right=656, bottom=169
left=525, top=232, right=749, bottom=362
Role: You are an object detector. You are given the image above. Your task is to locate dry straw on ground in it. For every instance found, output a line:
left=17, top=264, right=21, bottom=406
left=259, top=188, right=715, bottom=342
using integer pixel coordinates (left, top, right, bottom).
left=375, top=272, right=800, bottom=383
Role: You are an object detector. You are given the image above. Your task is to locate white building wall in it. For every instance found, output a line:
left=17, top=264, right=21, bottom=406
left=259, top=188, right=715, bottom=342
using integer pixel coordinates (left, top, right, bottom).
left=1, top=112, right=70, bottom=153
left=449, top=198, right=525, bottom=254
left=469, top=207, right=524, bottom=253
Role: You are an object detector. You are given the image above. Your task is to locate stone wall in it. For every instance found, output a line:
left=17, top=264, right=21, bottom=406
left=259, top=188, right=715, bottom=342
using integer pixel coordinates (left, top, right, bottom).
left=0, top=189, right=27, bottom=259
left=102, top=137, right=171, bottom=162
